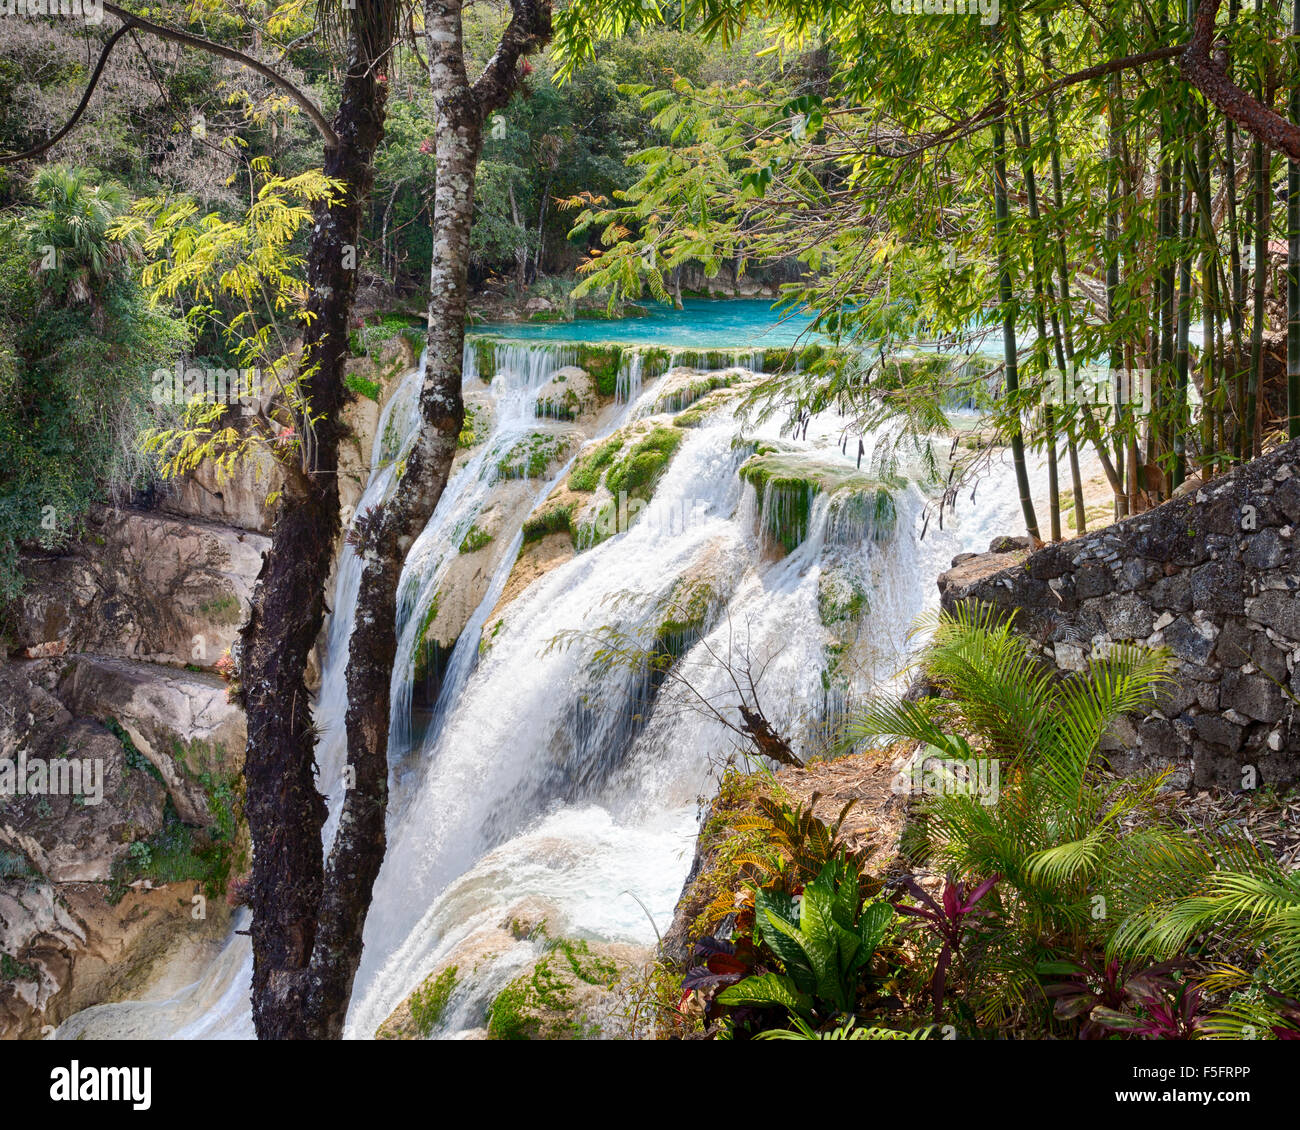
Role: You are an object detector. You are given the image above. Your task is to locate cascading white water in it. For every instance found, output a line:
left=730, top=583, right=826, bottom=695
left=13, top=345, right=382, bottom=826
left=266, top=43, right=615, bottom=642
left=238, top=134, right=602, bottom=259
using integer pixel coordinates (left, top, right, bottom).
left=56, top=331, right=1080, bottom=1041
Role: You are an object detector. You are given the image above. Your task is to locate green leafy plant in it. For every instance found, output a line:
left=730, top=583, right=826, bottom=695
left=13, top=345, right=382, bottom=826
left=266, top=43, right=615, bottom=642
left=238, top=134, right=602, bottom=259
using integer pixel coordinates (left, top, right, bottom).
left=844, top=604, right=1195, bottom=1024
left=718, top=859, right=893, bottom=1022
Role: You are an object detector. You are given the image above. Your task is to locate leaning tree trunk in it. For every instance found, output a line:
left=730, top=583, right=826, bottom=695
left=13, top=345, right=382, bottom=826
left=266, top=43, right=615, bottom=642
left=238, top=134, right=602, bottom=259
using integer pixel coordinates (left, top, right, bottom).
left=303, top=0, right=552, bottom=1038
left=238, top=1, right=397, bottom=1041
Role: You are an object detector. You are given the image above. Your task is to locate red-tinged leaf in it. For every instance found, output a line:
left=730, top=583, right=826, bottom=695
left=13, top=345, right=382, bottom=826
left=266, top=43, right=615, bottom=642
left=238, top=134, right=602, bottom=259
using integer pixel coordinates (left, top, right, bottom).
left=961, top=873, right=1001, bottom=911
left=706, top=953, right=750, bottom=977
left=1090, top=1006, right=1146, bottom=1032
left=1054, top=996, right=1097, bottom=1020
left=942, top=878, right=960, bottom=920
left=1044, top=981, right=1091, bottom=999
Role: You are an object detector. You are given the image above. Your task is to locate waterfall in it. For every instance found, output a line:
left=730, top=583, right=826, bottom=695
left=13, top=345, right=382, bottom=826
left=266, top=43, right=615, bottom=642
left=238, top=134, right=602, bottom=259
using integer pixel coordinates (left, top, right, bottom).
left=54, top=324, right=1074, bottom=1042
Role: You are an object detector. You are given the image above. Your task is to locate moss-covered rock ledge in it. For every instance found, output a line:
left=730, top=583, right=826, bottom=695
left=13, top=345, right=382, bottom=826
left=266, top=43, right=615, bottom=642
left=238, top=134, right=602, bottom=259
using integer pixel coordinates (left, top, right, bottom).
left=738, top=449, right=899, bottom=554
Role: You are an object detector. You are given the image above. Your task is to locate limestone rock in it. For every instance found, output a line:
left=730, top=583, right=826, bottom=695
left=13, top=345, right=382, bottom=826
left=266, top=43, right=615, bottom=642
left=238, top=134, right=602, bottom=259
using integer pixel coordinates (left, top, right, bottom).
left=11, top=508, right=266, bottom=671
left=56, top=656, right=243, bottom=826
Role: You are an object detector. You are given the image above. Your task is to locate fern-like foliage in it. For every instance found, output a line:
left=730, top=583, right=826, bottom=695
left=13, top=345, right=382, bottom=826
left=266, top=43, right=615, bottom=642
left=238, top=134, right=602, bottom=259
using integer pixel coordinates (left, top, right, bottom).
left=842, top=604, right=1195, bottom=1023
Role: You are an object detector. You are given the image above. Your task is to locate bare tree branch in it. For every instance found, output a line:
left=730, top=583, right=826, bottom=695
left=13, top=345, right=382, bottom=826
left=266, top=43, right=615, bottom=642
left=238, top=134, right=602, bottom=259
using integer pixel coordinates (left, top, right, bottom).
left=100, top=3, right=338, bottom=146
left=0, top=22, right=133, bottom=165
left=2, top=4, right=340, bottom=164
left=1180, top=0, right=1300, bottom=160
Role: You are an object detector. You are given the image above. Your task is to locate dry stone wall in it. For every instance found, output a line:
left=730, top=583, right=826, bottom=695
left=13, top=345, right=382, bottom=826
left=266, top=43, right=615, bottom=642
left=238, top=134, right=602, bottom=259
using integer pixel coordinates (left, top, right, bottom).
left=938, top=438, right=1300, bottom=788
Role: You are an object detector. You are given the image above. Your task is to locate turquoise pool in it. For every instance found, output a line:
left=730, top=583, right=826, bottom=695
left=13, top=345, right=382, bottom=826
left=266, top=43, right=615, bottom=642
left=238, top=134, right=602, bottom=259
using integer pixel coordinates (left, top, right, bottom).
left=473, top=298, right=821, bottom=348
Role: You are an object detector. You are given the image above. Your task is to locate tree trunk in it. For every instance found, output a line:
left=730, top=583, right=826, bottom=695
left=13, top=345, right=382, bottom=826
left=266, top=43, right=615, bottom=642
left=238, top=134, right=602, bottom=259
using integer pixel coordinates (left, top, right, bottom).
left=300, top=0, right=551, bottom=1038
left=239, top=1, right=398, bottom=1040
left=992, top=57, right=1040, bottom=541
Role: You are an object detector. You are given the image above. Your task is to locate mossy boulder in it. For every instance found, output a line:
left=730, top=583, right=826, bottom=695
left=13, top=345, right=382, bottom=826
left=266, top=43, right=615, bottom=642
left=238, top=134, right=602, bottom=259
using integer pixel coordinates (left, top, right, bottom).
left=376, top=965, right=461, bottom=1040
left=459, top=524, right=493, bottom=553
left=649, top=368, right=743, bottom=415
left=567, top=422, right=685, bottom=549
left=818, top=568, right=870, bottom=626
left=739, top=452, right=898, bottom=554
left=534, top=366, right=598, bottom=422
left=486, top=937, right=630, bottom=1041
left=649, top=575, right=724, bottom=661
left=574, top=344, right=622, bottom=398
left=411, top=592, right=455, bottom=689
left=605, top=426, right=683, bottom=501
left=469, top=336, right=499, bottom=381
left=522, top=501, right=574, bottom=544
left=494, top=430, right=575, bottom=481
left=568, top=423, right=683, bottom=503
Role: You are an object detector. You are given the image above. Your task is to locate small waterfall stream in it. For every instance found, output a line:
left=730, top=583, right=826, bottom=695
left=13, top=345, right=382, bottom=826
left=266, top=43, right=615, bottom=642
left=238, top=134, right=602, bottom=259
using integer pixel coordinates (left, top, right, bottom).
left=56, top=323, right=1074, bottom=1040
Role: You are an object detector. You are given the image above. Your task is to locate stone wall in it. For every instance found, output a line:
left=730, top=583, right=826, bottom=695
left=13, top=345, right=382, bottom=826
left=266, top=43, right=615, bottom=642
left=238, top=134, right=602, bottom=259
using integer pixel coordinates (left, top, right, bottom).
left=938, top=438, right=1300, bottom=789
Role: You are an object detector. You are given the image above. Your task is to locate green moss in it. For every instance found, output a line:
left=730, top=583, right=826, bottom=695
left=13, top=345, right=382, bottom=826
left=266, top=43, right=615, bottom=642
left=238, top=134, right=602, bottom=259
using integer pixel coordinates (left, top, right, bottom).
left=762, top=347, right=794, bottom=372
left=408, top=966, right=459, bottom=1037
left=352, top=313, right=423, bottom=359
left=198, top=592, right=241, bottom=624
left=536, top=376, right=588, bottom=422
left=522, top=502, right=573, bottom=543
left=479, top=617, right=505, bottom=658
left=652, top=579, right=718, bottom=661
left=652, top=371, right=737, bottom=414
left=459, top=524, right=493, bottom=553
left=673, top=409, right=704, bottom=428
left=0, top=952, right=39, bottom=982
left=345, top=372, right=381, bottom=403
left=412, top=593, right=440, bottom=685
left=106, top=717, right=162, bottom=782
left=569, top=436, right=623, bottom=492
left=818, top=571, right=870, bottom=626
left=575, top=344, right=622, bottom=397
left=604, top=426, right=683, bottom=502
left=639, top=346, right=672, bottom=380
left=495, top=432, right=572, bottom=480
left=416, top=593, right=441, bottom=645
left=569, top=427, right=685, bottom=549
left=107, top=776, right=242, bottom=905
left=486, top=938, right=617, bottom=1041
left=471, top=336, right=497, bottom=381
left=739, top=453, right=897, bottom=555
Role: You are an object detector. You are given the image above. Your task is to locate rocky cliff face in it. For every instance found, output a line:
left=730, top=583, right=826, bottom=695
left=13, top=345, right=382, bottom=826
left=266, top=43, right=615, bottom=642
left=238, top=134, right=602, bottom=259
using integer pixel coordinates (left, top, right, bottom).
left=0, top=659, right=238, bottom=1037
left=0, top=334, right=414, bottom=1037
left=937, top=438, right=1300, bottom=788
